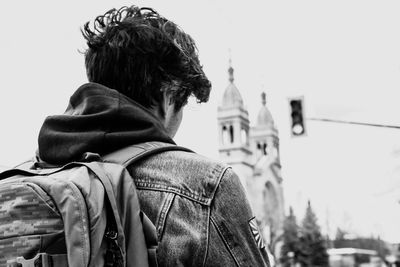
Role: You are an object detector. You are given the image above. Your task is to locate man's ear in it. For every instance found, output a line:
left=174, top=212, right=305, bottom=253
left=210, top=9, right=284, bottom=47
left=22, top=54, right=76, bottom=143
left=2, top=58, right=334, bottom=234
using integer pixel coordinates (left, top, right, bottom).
left=161, top=90, right=172, bottom=115
left=161, top=80, right=181, bottom=112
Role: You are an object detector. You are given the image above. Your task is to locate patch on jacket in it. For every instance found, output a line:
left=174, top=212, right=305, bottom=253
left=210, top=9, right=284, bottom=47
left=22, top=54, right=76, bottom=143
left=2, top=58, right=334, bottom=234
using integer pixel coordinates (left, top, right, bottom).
left=248, top=217, right=265, bottom=249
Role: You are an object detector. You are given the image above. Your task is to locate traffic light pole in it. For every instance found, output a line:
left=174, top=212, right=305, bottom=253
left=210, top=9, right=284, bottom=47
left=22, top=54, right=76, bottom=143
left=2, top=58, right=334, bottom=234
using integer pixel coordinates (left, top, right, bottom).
left=307, top=118, right=400, bottom=129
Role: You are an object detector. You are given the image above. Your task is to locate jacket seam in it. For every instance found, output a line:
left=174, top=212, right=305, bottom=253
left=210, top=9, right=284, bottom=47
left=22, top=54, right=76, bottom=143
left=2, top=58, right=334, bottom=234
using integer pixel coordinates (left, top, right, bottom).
left=210, top=216, right=240, bottom=267
left=132, top=163, right=228, bottom=206
left=156, top=192, right=175, bottom=239
left=135, top=183, right=211, bottom=205
left=207, top=166, right=230, bottom=202
left=202, top=207, right=211, bottom=267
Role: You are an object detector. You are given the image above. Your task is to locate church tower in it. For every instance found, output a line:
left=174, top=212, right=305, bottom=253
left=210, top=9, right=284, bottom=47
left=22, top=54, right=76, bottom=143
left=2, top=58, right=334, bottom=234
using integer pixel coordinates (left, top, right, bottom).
left=217, top=63, right=253, bottom=185
left=217, top=63, right=285, bottom=263
left=250, top=92, right=280, bottom=165
left=248, top=92, right=285, bottom=258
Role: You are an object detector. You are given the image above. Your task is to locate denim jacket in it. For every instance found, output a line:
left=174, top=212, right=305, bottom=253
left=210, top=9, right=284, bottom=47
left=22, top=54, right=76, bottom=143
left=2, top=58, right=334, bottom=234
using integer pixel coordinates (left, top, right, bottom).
left=127, top=149, right=270, bottom=266
left=36, top=83, right=270, bottom=266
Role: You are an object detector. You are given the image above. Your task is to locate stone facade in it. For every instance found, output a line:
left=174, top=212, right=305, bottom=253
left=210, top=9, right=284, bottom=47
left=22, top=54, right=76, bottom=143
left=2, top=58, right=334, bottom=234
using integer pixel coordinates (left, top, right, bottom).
left=217, top=64, right=285, bottom=262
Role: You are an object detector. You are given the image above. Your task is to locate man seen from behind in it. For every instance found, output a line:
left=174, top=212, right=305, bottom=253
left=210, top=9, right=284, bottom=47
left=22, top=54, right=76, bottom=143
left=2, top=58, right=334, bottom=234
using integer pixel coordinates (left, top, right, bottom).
left=37, top=5, right=270, bottom=266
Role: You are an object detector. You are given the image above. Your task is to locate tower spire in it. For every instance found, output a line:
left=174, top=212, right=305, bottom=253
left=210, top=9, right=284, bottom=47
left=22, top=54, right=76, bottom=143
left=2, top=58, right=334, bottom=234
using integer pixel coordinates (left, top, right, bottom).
left=261, top=92, right=266, bottom=106
left=228, top=58, right=234, bottom=83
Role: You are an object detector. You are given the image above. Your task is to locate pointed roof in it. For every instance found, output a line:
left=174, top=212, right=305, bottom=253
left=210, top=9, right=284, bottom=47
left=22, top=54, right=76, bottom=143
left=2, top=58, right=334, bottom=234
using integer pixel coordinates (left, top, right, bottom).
left=221, top=64, right=244, bottom=108
left=257, top=92, right=275, bottom=127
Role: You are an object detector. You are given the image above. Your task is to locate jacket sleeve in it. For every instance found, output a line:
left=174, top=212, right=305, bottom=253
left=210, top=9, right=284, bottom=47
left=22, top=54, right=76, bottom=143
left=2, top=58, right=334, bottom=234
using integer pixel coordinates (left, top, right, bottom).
left=204, top=167, right=270, bottom=267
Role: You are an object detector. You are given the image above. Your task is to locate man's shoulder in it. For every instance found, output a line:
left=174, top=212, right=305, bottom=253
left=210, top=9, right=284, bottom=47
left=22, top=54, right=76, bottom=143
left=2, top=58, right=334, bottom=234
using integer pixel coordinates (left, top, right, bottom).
left=165, top=148, right=227, bottom=171
left=129, top=149, right=230, bottom=206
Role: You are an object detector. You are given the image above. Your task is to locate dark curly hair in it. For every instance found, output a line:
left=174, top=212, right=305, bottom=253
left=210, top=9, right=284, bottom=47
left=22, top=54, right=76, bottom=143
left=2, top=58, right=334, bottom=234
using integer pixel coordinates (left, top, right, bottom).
left=81, top=6, right=211, bottom=112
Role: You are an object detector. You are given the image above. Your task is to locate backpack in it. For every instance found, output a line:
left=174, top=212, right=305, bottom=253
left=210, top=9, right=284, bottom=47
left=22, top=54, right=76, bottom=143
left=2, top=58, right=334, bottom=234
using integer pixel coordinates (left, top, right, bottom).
left=0, top=141, right=191, bottom=267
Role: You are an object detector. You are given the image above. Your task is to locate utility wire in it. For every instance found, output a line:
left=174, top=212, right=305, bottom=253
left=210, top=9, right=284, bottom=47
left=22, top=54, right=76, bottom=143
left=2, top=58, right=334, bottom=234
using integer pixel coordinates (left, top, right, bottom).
left=307, top=118, right=400, bottom=129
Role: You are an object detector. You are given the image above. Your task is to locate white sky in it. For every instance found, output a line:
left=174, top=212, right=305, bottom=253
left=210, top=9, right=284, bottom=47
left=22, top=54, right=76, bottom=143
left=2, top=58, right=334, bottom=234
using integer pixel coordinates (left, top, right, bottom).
left=1, top=0, right=400, bottom=243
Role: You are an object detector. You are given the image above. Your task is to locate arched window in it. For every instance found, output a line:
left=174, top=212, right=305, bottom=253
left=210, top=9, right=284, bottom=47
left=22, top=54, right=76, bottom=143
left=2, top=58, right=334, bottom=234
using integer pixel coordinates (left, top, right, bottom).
left=229, top=125, right=234, bottom=143
left=256, top=142, right=262, bottom=158
left=257, top=142, right=261, bottom=150
left=222, top=125, right=229, bottom=145
left=257, top=142, right=267, bottom=156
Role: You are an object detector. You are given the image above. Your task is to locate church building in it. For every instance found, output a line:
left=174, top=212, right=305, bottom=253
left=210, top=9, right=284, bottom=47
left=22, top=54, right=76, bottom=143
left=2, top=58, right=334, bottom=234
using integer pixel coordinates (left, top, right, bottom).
left=217, top=63, right=285, bottom=260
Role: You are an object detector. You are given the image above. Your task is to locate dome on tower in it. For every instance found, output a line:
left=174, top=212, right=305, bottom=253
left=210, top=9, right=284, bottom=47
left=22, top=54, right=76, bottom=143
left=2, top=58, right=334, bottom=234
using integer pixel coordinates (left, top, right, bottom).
left=257, top=92, right=275, bottom=127
left=221, top=65, right=244, bottom=108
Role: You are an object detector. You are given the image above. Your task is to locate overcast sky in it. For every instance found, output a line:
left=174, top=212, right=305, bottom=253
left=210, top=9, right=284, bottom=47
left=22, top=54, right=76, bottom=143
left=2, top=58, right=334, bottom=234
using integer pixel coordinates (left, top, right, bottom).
left=1, top=0, right=400, bottom=243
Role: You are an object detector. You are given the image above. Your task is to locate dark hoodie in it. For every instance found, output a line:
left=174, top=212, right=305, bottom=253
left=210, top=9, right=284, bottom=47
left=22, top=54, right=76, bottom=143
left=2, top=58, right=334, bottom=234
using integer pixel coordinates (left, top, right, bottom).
left=38, top=83, right=174, bottom=165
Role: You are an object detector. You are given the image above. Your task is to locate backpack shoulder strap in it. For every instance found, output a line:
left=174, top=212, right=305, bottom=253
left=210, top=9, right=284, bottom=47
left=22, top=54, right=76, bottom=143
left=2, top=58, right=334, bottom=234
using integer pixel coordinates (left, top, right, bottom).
left=99, top=141, right=192, bottom=267
left=102, top=141, right=193, bottom=167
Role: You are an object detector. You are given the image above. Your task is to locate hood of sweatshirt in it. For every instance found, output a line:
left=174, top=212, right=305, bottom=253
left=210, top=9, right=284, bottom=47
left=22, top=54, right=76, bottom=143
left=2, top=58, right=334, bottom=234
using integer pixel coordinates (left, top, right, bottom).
left=38, top=83, right=174, bottom=164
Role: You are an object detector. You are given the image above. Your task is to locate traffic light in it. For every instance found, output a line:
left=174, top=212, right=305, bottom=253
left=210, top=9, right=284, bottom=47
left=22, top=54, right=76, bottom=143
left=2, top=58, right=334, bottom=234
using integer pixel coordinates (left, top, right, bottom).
left=289, top=97, right=306, bottom=136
